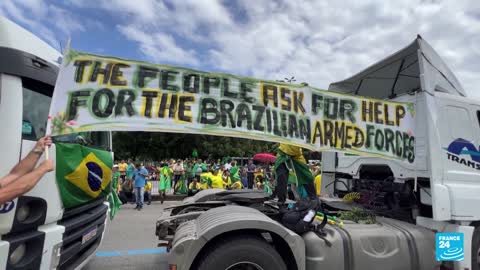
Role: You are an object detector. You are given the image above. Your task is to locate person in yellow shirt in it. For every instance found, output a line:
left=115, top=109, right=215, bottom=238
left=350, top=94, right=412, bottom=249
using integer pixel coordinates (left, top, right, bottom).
left=209, top=166, right=225, bottom=189
left=230, top=174, right=243, bottom=190
left=144, top=181, right=152, bottom=205
left=118, top=160, right=128, bottom=182
left=188, top=177, right=202, bottom=196
left=199, top=169, right=212, bottom=190
left=222, top=169, right=231, bottom=188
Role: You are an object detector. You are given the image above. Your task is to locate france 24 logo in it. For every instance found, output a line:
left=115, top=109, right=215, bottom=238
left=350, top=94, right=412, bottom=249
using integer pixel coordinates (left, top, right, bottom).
left=436, top=232, right=464, bottom=261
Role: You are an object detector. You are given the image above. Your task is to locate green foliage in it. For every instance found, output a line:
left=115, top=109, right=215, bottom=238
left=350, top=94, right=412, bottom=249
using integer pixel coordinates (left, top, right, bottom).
left=112, top=132, right=278, bottom=161
left=339, top=207, right=376, bottom=224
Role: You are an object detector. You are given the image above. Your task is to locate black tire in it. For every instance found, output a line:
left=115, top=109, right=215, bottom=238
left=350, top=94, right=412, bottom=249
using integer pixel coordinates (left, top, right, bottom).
left=472, top=226, right=480, bottom=270
left=196, top=235, right=287, bottom=270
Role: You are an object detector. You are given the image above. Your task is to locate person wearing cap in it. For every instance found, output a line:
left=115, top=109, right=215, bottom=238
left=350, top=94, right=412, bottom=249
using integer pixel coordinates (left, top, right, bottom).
left=209, top=165, right=225, bottom=189
left=0, top=136, right=54, bottom=204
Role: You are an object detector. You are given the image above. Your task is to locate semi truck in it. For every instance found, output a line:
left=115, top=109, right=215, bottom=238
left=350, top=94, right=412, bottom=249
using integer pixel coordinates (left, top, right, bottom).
left=0, top=16, right=111, bottom=269
left=156, top=36, right=480, bottom=270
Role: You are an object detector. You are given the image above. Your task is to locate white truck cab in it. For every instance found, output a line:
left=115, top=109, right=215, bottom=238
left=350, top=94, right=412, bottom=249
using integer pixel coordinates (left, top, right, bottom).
left=0, top=16, right=110, bottom=270
left=158, top=36, right=480, bottom=270
left=322, top=35, right=480, bottom=269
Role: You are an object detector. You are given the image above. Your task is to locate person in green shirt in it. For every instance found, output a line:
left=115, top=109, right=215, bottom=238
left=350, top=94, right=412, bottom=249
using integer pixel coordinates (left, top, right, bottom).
left=193, top=159, right=207, bottom=180
left=159, top=163, right=172, bottom=204
left=185, top=160, right=193, bottom=184
left=126, top=159, right=136, bottom=181
left=273, top=144, right=316, bottom=204
left=229, top=161, right=239, bottom=186
left=112, top=164, right=121, bottom=189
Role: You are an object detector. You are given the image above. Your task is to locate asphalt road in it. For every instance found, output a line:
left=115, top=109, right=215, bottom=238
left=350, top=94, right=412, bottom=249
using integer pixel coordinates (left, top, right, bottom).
left=83, top=201, right=179, bottom=270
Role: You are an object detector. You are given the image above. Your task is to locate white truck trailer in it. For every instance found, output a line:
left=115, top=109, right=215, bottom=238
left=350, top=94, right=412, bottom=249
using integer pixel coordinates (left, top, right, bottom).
left=0, top=16, right=111, bottom=270
left=156, top=36, right=480, bottom=270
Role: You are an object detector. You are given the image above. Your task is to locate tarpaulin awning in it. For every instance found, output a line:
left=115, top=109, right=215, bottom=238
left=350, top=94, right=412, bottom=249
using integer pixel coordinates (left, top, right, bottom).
left=328, top=35, right=465, bottom=99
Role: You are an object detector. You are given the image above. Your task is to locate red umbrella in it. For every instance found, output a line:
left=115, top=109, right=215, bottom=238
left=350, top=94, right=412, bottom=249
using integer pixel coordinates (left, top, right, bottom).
left=253, top=153, right=276, bottom=163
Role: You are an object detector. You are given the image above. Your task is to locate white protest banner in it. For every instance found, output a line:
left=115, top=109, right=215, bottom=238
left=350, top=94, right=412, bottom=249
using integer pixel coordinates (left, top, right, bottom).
left=48, top=50, right=416, bottom=163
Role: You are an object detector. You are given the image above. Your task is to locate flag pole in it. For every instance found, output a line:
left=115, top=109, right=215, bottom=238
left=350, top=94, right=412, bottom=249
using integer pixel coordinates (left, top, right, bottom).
left=45, top=36, right=71, bottom=161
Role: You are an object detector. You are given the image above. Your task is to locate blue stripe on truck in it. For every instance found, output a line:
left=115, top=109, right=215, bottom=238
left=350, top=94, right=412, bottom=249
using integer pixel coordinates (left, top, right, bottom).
left=96, top=248, right=166, bottom=257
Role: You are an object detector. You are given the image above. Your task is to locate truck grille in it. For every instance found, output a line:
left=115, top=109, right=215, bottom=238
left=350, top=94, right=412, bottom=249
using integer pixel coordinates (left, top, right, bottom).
left=57, top=197, right=108, bottom=270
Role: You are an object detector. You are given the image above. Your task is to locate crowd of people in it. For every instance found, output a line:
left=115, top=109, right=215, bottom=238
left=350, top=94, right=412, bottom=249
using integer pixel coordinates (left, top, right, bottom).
left=112, top=156, right=322, bottom=211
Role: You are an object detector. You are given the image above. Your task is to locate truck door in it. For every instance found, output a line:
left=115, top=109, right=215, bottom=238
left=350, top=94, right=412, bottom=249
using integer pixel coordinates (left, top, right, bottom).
left=439, top=98, right=480, bottom=220
left=16, top=78, right=64, bottom=232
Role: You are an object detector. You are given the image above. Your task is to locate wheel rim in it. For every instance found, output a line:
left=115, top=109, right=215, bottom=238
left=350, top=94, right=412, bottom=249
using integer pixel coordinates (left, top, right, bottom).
left=225, top=261, right=264, bottom=270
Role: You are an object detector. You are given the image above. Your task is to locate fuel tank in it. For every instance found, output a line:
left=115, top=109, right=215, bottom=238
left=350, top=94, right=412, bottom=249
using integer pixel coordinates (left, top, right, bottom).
left=303, top=217, right=440, bottom=270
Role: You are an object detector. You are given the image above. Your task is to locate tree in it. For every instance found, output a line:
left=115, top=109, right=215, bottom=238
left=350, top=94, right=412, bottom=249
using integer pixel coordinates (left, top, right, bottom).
left=112, top=132, right=278, bottom=161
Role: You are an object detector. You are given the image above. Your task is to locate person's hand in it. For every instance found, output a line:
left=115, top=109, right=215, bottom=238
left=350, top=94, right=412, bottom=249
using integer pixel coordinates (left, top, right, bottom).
left=35, top=136, right=52, bottom=152
left=39, top=159, right=54, bottom=172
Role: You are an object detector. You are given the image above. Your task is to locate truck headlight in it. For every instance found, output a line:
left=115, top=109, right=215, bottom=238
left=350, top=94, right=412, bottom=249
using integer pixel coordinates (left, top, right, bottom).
left=9, top=243, right=26, bottom=265
left=11, top=196, right=47, bottom=234
left=16, top=204, right=30, bottom=222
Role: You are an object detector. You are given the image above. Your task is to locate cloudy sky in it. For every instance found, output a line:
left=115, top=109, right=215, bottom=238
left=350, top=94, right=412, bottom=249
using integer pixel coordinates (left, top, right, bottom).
left=1, top=0, right=479, bottom=96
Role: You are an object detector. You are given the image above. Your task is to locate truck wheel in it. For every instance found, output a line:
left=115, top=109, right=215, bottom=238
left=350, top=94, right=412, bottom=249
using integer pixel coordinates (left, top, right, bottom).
left=473, top=226, right=480, bottom=270
left=196, top=235, right=287, bottom=270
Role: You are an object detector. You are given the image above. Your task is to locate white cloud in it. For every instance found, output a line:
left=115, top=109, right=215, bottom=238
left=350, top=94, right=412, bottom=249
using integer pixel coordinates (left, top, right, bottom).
left=15, top=0, right=48, bottom=17
left=2, top=0, right=480, bottom=98
left=118, top=25, right=199, bottom=66
left=203, top=0, right=480, bottom=97
left=0, top=0, right=99, bottom=49
left=49, top=5, right=85, bottom=34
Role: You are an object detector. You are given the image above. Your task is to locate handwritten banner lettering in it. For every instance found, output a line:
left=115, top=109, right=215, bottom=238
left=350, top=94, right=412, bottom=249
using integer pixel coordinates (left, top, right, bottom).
left=48, top=50, right=416, bottom=163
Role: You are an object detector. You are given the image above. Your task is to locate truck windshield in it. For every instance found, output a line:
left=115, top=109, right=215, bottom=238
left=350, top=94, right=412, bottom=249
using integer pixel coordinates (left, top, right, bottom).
left=22, top=78, right=110, bottom=151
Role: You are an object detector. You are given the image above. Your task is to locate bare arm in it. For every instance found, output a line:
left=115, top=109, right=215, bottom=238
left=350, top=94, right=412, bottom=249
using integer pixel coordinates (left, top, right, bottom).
left=6, top=136, right=52, bottom=186
left=0, top=160, right=54, bottom=204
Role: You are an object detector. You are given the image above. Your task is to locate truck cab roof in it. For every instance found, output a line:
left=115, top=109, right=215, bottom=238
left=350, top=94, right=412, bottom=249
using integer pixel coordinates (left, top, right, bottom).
left=0, top=16, right=61, bottom=67
left=0, top=16, right=61, bottom=86
left=328, top=35, right=465, bottom=99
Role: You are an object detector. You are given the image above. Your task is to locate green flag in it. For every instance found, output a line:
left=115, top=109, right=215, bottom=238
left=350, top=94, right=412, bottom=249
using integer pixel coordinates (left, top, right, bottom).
left=192, top=149, right=198, bottom=158
left=275, top=150, right=314, bottom=186
left=175, top=175, right=188, bottom=195
left=108, top=172, right=122, bottom=220
left=56, top=143, right=113, bottom=209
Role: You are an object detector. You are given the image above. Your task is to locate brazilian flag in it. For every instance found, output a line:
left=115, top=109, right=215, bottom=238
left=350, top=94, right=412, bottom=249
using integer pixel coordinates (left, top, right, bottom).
left=56, top=143, right=113, bottom=209
left=175, top=175, right=188, bottom=195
